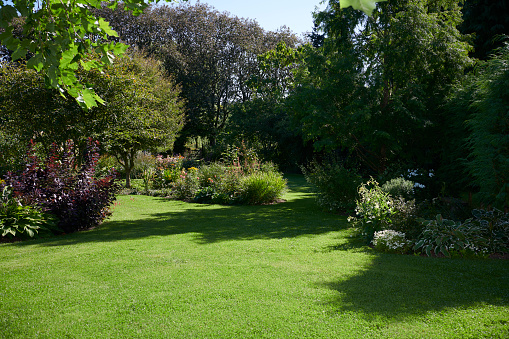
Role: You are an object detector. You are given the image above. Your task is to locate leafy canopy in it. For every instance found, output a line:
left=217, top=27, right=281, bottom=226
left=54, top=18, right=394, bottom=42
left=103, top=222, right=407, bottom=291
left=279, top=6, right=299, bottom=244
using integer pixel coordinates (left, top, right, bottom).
left=0, top=0, right=179, bottom=109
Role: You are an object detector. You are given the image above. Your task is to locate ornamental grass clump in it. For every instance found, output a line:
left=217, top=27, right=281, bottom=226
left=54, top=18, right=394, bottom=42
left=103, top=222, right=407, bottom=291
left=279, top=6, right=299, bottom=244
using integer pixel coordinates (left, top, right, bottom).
left=239, top=171, right=287, bottom=205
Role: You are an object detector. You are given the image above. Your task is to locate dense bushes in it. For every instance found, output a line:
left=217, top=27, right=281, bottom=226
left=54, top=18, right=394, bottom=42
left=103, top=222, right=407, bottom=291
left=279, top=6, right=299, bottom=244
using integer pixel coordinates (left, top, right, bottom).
left=118, top=148, right=287, bottom=206
left=239, top=171, right=287, bottom=205
left=1, top=139, right=120, bottom=238
left=348, top=178, right=509, bottom=257
left=302, top=158, right=362, bottom=213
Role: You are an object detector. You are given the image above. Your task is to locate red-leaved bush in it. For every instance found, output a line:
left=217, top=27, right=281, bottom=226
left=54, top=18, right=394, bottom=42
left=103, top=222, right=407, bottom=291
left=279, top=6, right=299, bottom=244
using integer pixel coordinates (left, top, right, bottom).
left=2, top=139, right=120, bottom=234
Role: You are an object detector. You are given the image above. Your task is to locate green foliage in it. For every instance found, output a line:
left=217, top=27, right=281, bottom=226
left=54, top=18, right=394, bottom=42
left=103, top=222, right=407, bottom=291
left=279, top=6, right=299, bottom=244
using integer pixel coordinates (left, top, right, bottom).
left=133, top=153, right=157, bottom=191
left=464, top=47, right=509, bottom=209
left=388, top=197, right=423, bottom=241
left=96, top=52, right=185, bottom=187
left=0, top=0, right=177, bottom=108
left=94, top=3, right=298, bottom=147
left=153, top=155, right=185, bottom=189
left=351, top=179, right=395, bottom=243
left=0, top=52, right=184, bottom=189
left=239, top=171, right=287, bottom=205
left=381, top=177, right=415, bottom=200
left=94, top=155, right=121, bottom=180
left=413, top=210, right=508, bottom=257
left=340, top=0, right=387, bottom=16
left=171, top=167, right=200, bottom=201
left=291, top=0, right=472, bottom=174
left=192, top=163, right=242, bottom=204
left=170, top=158, right=287, bottom=206
left=302, top=158, right=362, bottom=213
left=414, top=214, right=470, bottom=257
left=0, top=186, right=58, bottom=239
left=372, top=230, right=411, bottom=254
left=465, top=209, right=509, bottom=254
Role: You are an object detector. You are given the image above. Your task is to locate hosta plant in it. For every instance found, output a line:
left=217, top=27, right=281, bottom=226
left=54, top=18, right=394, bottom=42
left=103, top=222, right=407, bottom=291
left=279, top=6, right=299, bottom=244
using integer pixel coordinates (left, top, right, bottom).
left=414, top=214, right=469, bottom=257
left=0, top=186, right=58, bottom=239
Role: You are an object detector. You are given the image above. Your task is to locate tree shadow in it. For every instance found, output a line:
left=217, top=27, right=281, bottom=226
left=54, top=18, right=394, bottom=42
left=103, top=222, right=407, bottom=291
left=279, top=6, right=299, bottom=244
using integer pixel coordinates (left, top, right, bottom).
left=12, top=188, right=346, bottom=247
left=318, top=253, right=509, bottom=320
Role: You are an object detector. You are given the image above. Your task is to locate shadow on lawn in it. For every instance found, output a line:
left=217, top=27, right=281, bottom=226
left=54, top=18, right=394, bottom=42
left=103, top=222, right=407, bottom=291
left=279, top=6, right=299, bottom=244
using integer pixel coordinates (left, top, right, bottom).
left=14, top=186, right=345, bottom=247
left=319, top=252, right=509, bottom=320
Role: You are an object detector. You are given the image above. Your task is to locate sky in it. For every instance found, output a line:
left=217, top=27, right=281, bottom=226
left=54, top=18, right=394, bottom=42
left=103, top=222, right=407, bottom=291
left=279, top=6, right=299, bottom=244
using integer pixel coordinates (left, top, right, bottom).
left=182, top=0, right=327, bottom=37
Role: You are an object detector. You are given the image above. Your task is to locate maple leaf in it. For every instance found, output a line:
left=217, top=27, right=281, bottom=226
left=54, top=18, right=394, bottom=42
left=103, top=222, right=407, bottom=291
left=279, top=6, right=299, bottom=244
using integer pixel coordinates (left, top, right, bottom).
left=340, top=0, right=386, bottom=16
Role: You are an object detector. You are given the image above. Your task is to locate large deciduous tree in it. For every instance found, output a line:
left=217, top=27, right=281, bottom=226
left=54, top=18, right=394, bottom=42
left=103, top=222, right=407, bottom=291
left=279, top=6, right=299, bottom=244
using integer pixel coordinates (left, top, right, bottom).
left=98, top=53, right=184, bottom=187
left=93, top=3, right=299, bottom=149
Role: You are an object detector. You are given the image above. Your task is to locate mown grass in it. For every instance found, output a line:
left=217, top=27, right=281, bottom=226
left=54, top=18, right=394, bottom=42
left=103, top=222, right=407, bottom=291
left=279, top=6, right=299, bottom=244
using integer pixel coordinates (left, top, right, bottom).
left=1, top=175, right=508, bottom=338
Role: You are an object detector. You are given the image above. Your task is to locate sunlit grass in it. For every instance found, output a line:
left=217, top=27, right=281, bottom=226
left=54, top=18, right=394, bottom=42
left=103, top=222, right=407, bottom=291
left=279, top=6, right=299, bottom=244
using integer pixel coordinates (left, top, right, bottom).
left=0, top=175, right=508, bottom=338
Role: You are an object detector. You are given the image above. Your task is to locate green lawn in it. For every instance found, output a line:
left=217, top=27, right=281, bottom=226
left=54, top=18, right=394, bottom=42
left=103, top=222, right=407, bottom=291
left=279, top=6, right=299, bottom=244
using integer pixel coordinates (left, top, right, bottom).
left=1, top=175, right=508, bottom=338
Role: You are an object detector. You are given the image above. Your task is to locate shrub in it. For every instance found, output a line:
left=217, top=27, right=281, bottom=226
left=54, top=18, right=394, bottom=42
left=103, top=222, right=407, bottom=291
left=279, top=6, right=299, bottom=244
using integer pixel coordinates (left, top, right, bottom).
left=221, top=143, right=260, bottom=174
left=171, top=167, right=200, bottom=200
left=197, top=163, right=228, bottom=188
left=152, top=155, right=185, bottom=189
left=388, top=197, right=425, bottom=240
left=350, top=179, right=396, bottom=243
left=303, top=159, right=362, bottom=213
left=3, top=139, right=120, bottom=234
left=0, top=186, right=59, bottom=239
left=372, top=230, right=411, bottom=254
left=239, top=171, right=287, bottom=205
left=464, top=208, right=509, bottom=254
left=381, top=177, right=415, bottom=200
left=210, top=166, right=244, bottom=203
left=95, top=155, right=120, bottom=178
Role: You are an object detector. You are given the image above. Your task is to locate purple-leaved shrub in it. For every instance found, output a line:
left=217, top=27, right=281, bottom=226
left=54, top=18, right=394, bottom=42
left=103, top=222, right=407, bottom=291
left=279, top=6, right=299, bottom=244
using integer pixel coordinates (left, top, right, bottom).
left=3, top=139, right=120, bottom=234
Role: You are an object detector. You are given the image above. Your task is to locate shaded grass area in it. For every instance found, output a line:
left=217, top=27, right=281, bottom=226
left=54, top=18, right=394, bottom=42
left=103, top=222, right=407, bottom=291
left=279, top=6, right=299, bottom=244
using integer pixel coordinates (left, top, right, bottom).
left=1, top=175, right=508, bottom=338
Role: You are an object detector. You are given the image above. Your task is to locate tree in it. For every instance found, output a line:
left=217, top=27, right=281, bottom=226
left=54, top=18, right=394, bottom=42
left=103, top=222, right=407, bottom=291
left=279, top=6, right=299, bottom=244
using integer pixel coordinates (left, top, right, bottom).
left=98, top=53, right=184, bottom=187
left=288, top=0, right=472, bottom=175
left=93, top=3, right=299, bottom=149
left=0, top=0, right=179, bottom=109
left=460, top=0, right=509, bottom=60
left=0, top=52, right=184, bottom=187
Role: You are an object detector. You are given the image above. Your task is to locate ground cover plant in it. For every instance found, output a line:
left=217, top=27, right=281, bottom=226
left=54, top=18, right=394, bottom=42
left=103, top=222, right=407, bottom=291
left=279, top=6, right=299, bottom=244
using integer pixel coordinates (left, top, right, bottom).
left=0, top=175, right=508, bottom=338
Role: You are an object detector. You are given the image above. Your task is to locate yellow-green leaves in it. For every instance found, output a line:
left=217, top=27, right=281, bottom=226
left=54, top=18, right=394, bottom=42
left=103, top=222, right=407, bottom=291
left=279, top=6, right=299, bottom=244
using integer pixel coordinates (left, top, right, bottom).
left=0, top=0, right=177, bottom=109
left=340, top=0, right=386, bottom=16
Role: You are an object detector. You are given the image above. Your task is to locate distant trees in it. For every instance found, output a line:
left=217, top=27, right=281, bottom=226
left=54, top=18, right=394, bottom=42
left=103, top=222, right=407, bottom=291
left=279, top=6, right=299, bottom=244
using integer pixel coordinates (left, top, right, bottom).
left=93, top=3, right=299, bottom=149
